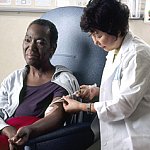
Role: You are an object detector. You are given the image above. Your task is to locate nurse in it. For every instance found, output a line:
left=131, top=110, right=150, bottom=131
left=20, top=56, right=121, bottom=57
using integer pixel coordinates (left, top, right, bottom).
left=63, top=0, right=150, bottom=149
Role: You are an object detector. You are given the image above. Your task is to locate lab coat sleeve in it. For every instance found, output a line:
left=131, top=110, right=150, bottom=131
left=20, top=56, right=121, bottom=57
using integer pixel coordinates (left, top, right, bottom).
left=94, top=47, right=150, bottom=123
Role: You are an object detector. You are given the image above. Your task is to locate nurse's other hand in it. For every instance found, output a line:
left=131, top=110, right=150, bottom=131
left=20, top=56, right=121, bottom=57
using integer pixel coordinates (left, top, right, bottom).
left=79, top=84, right=99, bottom=100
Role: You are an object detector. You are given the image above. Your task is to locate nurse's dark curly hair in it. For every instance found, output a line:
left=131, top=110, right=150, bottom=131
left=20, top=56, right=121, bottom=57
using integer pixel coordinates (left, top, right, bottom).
left=80, top=0, right=129, bottom=37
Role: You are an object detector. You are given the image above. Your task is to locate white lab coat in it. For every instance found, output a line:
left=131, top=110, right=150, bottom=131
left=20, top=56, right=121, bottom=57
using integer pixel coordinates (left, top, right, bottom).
left=94, top=31, right=150, bottom=150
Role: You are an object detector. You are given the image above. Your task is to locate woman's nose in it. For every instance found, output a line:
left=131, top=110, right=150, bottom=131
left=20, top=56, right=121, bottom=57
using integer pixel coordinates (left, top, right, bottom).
left=30, top=40, right=37, bottom=50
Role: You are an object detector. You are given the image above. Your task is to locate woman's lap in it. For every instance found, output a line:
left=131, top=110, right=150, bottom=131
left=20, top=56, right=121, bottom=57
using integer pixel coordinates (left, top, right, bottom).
left=0, top=116, right=40, bottom=150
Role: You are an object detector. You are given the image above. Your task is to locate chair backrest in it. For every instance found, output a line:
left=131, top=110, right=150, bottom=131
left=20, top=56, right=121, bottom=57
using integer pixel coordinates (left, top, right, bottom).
left=41, top=6, right=107, bottom=87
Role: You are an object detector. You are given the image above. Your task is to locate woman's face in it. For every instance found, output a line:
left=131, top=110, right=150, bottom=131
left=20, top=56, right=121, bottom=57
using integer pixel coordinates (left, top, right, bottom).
left=23, top=24, right=53, bottom=67
left=90, top=30, right=122, bottom=51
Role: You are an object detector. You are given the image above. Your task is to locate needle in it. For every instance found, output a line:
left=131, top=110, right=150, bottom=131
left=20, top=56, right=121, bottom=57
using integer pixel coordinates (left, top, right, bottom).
left=50, top=89, right=81, bottom=105
left=49, top=83, right=97, bottom=105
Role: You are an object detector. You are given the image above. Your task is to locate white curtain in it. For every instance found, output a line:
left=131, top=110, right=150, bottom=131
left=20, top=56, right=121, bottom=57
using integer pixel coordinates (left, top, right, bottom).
left=127, top=0, right=141, bottom=18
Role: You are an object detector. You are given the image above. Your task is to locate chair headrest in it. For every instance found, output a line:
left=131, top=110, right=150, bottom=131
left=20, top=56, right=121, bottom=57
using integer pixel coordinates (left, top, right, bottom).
left=41, top=6, right=107, bottom=86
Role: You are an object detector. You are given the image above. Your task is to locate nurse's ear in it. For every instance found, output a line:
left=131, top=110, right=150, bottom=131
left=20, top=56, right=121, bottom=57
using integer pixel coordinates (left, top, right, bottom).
left=116, top=32, right=123, bottom=39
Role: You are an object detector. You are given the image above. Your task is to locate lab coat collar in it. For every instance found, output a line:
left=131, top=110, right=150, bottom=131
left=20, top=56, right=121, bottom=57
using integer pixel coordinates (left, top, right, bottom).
left=119, top=31, right=134, bottom=56
left=101, top=32, right=134, bottom=84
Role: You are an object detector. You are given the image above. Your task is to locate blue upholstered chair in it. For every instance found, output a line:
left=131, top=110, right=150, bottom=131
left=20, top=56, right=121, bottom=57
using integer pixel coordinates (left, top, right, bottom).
left=25, top=6, right=107, bottom=150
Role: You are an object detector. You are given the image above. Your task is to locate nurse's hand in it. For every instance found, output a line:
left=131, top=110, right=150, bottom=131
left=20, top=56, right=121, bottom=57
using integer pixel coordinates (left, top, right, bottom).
left=63, top=96, right=82, bottom=113
left=79, top=84, right=99, bottom=100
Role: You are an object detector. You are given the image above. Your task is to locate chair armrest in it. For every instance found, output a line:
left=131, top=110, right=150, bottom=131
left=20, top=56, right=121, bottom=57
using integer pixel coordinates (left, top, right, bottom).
left=26, top=122, right=94, bottom=150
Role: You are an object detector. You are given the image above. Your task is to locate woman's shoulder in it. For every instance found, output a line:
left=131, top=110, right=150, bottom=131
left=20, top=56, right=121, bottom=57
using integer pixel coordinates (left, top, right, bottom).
left=52, top=65, right=79, bottom=94
left=54, top=65, right=78, bottom=81
left=55, top=65, right=72, bottom=73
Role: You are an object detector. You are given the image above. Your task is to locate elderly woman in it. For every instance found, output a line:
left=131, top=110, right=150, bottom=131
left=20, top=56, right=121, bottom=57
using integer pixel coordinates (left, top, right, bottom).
left=0, top=19, right=79, bottom=149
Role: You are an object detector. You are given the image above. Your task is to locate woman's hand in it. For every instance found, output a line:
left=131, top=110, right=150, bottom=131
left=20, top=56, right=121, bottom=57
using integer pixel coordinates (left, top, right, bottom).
left=1, top=126, right=17, bottom=139
left=1, top=126, right=23, bottom=150
left=8, top=139, right=24, bottom=150
left=79, top=84, right=99, bottom=100
left=9, top=126, right=32, bottom=146
left=63, top=96, right=83, bottom=113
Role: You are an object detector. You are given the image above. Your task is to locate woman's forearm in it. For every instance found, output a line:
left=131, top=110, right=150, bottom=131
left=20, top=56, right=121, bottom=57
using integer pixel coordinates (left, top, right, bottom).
left=29, top=104, right=65, bottom=138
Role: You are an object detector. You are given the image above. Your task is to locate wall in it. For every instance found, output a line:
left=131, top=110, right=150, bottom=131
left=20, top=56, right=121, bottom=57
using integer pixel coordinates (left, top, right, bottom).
left=0, top=11, right=43, bottom=83
left=0, top=12, right=150, bottom=83
left=129, top=19, right=150, bottom=43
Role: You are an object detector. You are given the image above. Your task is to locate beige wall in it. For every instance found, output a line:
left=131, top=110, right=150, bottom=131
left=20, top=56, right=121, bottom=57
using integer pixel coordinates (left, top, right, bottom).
left=129, top=20, right=150, bottom=44
left=0, top=11, right=43, bottom=83
left=0, top=12, right=150, bottom=83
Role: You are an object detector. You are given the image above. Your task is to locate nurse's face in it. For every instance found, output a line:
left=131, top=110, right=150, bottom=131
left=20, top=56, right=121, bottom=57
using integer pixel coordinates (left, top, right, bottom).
left=90, top=30, right=121, bottom=51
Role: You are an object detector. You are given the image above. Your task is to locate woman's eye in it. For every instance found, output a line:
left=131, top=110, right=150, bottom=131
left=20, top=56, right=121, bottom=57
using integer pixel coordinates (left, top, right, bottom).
left=37, top=40, right=46, bottom=46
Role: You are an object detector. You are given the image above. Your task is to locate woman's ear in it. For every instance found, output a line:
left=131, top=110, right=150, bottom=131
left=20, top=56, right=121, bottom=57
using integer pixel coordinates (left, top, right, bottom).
left=52, top=43, right=57, bottom=51
left=49, top=48, right=55, bottom=58
left=49, top=43, right=57, bottom=58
